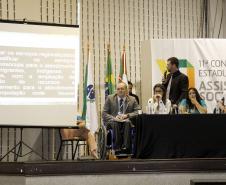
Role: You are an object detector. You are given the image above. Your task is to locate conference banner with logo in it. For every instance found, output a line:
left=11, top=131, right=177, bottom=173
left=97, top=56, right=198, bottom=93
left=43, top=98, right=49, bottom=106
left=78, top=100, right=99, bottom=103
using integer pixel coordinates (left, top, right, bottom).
left=150, top=39, right=226, bottom=113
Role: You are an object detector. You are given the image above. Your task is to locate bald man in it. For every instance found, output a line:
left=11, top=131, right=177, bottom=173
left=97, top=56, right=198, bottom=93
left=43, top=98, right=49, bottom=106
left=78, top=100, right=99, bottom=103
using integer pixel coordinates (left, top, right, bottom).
left=102, top=82, right=140, bottom=153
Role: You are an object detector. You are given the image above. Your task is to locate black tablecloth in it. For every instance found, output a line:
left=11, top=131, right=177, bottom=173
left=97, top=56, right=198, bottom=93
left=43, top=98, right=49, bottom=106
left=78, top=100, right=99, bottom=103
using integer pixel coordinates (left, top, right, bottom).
left=135, top=114, right=226, bottom=159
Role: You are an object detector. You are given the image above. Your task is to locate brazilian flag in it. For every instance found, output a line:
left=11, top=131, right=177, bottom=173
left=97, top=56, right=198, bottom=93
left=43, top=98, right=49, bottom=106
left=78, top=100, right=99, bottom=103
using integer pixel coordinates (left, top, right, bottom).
left=105, top=47, right=115, bottom=98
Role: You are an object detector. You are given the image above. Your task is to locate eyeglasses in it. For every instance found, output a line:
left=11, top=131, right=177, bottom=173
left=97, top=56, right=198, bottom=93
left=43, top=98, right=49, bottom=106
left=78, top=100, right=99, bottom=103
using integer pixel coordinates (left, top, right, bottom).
left=155, top=90, right=163, bottom=93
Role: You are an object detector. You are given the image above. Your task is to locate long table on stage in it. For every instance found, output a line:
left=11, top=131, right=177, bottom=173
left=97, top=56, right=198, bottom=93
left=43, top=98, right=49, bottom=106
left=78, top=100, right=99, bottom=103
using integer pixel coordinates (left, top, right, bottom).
left=135, top=114, right=226, bottom=159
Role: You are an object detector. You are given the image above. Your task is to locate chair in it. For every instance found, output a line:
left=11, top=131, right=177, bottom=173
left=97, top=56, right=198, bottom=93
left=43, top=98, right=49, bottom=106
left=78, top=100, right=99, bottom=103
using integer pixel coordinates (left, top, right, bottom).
left=56, top=129, right=86, bottom=160
left=98, top=122, right=136, bottom=160
left=109, top=124, right=136, bottom=155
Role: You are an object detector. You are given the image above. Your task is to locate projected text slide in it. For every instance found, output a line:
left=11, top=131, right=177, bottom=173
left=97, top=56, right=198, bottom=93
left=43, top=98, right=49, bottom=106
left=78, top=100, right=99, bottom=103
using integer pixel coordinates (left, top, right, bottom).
left=0, top=46, right=76, bottom=105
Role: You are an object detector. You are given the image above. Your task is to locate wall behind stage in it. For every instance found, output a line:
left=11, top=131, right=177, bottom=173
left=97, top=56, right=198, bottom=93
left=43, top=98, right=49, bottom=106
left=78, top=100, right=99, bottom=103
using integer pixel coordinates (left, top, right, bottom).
left=0, top=0, right=79, bottom=25
left=80, top=0, right=208, bottom=121
left=0, top=0, right=225, bottom=161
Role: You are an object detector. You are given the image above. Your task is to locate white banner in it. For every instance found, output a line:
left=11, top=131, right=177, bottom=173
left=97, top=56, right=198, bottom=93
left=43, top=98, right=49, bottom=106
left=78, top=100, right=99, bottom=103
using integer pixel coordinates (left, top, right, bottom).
left=151, top=39, right=226, bottom=113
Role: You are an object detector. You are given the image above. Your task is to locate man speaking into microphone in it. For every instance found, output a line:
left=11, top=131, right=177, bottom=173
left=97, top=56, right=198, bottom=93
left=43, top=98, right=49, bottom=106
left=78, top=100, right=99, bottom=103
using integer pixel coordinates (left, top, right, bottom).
left=162, top=57, right=189, bottom=108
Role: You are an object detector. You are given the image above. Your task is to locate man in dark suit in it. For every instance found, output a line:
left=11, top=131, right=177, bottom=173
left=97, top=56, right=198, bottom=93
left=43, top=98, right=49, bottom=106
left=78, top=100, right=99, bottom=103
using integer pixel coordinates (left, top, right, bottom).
left=128, top=81, right=139, bottom=104
left=163, top=57, right=189, bottom=106
left=102, top=82, right=140, bottom=153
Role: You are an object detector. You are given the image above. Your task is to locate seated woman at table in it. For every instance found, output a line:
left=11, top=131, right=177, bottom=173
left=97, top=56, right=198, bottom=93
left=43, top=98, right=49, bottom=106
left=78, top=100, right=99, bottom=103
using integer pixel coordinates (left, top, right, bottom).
left=147, top=83, right=171, bottom=114
left=213, top=97, right=226, bottom=114
left=179, top=87, right=207, bottom=114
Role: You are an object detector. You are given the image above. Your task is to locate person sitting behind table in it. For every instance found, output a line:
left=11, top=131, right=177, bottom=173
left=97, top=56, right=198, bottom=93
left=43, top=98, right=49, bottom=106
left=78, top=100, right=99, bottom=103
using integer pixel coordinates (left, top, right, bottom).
left=128, top=81, right=139, bottom=104
left=213, top=97, right=226, bottom=114
left=179, top=87, right=207, bottom=114
left=147, top=83, right=171, bottom=114
left=61, top=120, right=98, bottom=159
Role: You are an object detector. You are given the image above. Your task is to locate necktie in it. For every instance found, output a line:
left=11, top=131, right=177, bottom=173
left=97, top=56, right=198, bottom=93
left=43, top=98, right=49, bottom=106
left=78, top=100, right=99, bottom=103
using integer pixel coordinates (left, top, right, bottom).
left=119, top=98, right=124, bottom=113
left=166, top=75, right=172, bottom=99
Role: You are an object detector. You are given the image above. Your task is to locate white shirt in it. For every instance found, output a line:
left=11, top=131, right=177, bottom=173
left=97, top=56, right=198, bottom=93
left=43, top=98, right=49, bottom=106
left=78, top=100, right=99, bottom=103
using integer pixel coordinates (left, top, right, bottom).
left=147, top=98, right=171, bottom=114
left=166, top=75, right=172, bottom=99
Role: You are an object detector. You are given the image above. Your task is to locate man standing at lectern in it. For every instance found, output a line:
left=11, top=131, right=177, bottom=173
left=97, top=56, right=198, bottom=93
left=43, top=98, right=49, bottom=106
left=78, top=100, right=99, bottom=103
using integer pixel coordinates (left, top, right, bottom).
left=162, top=57, right=189, bottom=107
left=102, top=82, right=140, bottom=153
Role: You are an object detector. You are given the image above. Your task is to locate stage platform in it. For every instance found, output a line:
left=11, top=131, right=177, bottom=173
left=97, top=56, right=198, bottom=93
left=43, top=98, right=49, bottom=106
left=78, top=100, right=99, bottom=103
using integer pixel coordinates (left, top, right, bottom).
left=1, top=159, right=226, bottom=185
left=1, top=158, right=226, bottom=176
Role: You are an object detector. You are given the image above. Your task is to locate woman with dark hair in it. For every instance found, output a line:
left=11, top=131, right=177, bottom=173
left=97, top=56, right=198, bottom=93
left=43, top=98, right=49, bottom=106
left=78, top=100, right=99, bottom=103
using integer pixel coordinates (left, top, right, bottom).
left=147, top=83, right=171, bottom=114
left=179, top=87, right=207, bottom=114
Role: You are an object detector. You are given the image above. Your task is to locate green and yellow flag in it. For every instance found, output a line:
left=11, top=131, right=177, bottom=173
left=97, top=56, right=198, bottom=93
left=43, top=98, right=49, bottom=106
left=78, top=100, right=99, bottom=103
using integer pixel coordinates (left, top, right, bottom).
left=105, top=45, right=115, bottom=97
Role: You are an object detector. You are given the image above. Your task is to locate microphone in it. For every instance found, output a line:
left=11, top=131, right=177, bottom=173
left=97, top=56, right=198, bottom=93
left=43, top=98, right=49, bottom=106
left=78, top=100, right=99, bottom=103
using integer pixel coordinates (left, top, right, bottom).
left=164, top=70, right=167, bottom=79
left=171, top=104, right=178, bottom=114
left=162, top=70, right=168, bottom=84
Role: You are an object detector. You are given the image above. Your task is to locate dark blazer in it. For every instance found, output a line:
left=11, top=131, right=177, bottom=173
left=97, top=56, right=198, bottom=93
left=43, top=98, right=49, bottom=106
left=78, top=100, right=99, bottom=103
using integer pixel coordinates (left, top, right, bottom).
left=163, top=70, right=189, bottom=105
left=102, top=94, right=141, bottom=123
left=129, top=92, right=139, bottom=104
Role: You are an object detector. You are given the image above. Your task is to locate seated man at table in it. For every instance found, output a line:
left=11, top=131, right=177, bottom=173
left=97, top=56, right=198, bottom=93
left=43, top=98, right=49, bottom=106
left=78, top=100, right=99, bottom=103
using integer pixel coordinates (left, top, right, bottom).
left=179, top=87, right=207, bottom=114
left=61, top=120, right=98, bottom=159
left=102, top=82, right=140, bottom=153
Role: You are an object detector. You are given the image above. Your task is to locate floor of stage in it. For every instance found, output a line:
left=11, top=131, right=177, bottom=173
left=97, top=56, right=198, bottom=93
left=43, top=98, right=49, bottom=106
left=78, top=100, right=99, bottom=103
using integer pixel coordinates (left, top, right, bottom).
left=1, top=158, right=226, bottom=176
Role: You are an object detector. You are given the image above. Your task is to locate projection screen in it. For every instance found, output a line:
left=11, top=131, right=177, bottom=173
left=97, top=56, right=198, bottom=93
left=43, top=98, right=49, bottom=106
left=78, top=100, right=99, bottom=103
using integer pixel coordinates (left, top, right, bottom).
left=0, top=21, right=79, bottom=127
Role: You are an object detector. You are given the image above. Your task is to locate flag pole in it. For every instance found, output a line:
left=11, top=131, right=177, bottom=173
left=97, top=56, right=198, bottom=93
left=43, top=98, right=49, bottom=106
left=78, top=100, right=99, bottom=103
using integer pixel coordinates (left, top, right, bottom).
left=107, top=43, right=110, bottom=52
left=87, top=43, right=90, bottom=56
left=122, top=45, right=126, bottom=75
